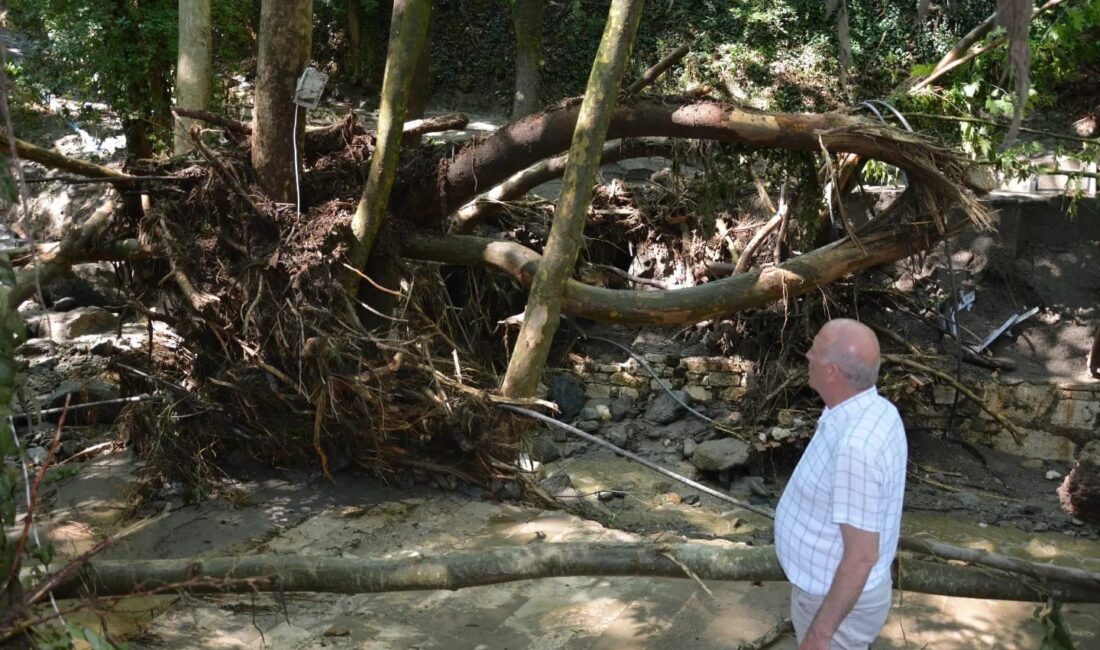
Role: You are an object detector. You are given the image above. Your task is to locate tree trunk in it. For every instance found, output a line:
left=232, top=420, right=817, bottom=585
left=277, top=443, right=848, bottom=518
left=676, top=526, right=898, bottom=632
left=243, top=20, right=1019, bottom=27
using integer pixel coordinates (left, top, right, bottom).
left=174, top=0, right=213, bottom=155
left=398, top=98, right=993, bottom=227
left=46, top=544, right=1100, bottom=603
left=499, top=0, right=646, bottom=398
left=346, top=0, right=365, bottom=84
left=0, top=253, right=26, bottom=644
left=405, top=3, right=436, bottom=123
left=251, top=0, right=313, bottom=203
left=344, top=0, right=432, bottom=297
left=123, top=119, right=154, bottom=161
left=512, top=0, right=546, bottom=119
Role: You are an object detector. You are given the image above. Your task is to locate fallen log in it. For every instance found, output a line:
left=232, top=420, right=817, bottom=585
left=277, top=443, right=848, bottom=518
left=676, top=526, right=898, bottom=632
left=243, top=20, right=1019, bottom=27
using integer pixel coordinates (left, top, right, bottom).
left=403, top=207, right=964, bottom=326
left=409, top=97, right=994, bottom=225
left=48, top=543, right=1100, bottom=602
left=0, top=134, right=132, bottom=181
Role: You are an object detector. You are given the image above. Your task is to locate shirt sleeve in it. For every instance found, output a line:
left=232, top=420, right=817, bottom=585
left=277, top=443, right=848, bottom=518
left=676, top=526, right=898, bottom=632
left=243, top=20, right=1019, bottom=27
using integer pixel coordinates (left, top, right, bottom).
left=832, top=443, right=886, bottom=532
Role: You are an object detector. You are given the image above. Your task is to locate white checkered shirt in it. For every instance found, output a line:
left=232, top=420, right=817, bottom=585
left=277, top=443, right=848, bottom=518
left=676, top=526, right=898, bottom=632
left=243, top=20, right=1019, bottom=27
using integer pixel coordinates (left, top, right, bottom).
left=775, top=387, right=907, bottom=596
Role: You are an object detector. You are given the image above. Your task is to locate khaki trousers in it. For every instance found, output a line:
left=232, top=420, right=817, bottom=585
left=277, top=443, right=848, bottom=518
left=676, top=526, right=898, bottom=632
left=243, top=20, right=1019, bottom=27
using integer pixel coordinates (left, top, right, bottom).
left=790, top=579, right=892, bottom=649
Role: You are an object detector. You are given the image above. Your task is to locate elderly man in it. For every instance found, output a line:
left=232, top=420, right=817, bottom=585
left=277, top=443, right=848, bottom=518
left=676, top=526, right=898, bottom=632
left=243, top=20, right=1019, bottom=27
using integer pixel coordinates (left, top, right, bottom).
left=775, top=319, right=907, bottom=649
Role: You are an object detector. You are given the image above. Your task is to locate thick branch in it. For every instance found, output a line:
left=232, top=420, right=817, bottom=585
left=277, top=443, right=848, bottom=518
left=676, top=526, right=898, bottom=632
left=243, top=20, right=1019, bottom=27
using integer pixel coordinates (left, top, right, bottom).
left=450, top=138, right=675, bottom=233
left=402, top=211, right=963, bottom=326
left=49, top=544, right=1100, bottom=602
left=403, top=112, right=469, bottom=137
left=910, top=0, right=1067, bottom=93
left=626, top=42, right=691, bottom=94
left=411, top=98, right=992, bottom=224
left=899, top=537, right=1100, bottom=591
left=11, top=201, right=139, bottom=305
left=172, top=108, right=251, bottom=136
left=0, top=134, right=131, bottom=180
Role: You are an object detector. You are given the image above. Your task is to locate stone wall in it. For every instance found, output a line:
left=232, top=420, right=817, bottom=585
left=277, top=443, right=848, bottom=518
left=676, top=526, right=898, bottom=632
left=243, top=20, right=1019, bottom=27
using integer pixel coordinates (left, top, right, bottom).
left=571, top=353, right=753, bottom=405
left=569, top=351, right=1100, bottom=465
left=917, top=378, right=1100, bottom=463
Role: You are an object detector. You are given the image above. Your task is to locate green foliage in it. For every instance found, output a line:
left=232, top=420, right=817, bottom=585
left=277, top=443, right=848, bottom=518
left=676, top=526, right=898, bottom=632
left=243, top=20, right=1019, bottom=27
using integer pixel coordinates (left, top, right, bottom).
left=6, top=0, right=176, bottom=117
left=5, top=0, right=258, bottom=151
left=1035, top=599, right=1077, bottom=650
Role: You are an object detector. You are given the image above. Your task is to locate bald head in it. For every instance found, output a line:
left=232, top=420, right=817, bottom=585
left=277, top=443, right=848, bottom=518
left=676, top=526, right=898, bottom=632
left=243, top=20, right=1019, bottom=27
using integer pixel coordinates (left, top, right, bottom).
left=817, top=319, right=881, bottom=391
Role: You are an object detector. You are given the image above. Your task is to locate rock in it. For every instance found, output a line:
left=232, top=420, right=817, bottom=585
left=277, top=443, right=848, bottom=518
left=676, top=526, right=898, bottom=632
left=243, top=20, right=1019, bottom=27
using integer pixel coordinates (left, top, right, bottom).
left=580, top=403, right=612, bottom=422
left=41, top=271, right=112, bottom=310
left=530, top=436, right=562, bottom=463
left=540, top=472, right=576, bottom=499
left=776, top=409, right=796, bottom=427
left=40, top=307, right=118, bottom=341
left=661, top=418, right=709, bottom=440
left=550, top=374, right=586, bottom=422
left=644, top=389, right=691, bottom=425
left=692, top=437, right=751, bottom=472
left=683, top=494, right=700, bottom=506
left=769, top=426, right=793, bottom=442
left=683, top=438, right=697, bottom=459
left=576, top=420, right=601, bottom=433
left=954, top=492, right=981, bottom=509
left=25, top=446, right=48, bottom=465
left=43, top=379, right=121, bottom=424
left=1046, top=470, right=1063, bottom=480
left=609, top=396, right=632, bottom=420
left=656, top=492, right=682, bottom=506
left=602, top=422, right=631, bottom=448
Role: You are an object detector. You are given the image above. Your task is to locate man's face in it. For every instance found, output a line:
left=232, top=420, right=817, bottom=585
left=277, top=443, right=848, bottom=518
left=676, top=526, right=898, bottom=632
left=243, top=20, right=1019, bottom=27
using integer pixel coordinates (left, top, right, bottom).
left=806, top=331, right=831, bottom=398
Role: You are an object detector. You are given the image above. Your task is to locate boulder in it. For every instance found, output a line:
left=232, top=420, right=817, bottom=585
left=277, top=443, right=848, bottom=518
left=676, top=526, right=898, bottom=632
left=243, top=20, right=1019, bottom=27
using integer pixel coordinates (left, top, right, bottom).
left=691, top=437, right=751, bottom=472
left=609, top=395, right=633, bottom=420
left=644, top=389, right=691, bottom=425
left=39, top=307, right=118, bottom=341
left=43, top=379, right=121, bottom=424
left=550, top=374, right=586, bottom=422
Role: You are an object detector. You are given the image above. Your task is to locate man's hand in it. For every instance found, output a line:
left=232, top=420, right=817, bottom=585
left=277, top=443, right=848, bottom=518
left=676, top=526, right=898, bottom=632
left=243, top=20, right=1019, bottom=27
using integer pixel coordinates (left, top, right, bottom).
left=801, top=524, right=879, bottom=647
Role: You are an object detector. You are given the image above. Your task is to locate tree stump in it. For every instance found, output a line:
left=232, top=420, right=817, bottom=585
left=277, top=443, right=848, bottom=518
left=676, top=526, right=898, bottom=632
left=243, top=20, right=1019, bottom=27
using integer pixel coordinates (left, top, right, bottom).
left=1059, top=441, right=1100, bottom=525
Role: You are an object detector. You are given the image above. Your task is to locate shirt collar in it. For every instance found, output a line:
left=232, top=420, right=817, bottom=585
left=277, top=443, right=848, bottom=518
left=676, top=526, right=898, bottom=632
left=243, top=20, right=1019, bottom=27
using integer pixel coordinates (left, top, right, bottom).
left=820, top=386, right=878, bottom=421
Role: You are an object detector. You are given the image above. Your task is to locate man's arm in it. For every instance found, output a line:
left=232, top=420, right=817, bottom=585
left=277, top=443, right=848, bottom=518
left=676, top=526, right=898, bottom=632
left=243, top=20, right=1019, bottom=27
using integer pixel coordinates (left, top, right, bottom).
left=800, top=524, right=879, bottom=650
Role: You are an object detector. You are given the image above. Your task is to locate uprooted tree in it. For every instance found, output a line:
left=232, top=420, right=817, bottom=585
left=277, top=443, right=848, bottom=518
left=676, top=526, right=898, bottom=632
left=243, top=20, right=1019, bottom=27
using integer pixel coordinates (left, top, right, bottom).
left=5, top=0, right=1090, bottom=640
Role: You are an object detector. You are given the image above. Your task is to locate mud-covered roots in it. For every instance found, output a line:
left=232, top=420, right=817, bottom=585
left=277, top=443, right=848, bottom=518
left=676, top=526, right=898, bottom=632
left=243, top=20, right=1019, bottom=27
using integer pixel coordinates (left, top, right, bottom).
left=119, top=139, right=521, bottom=492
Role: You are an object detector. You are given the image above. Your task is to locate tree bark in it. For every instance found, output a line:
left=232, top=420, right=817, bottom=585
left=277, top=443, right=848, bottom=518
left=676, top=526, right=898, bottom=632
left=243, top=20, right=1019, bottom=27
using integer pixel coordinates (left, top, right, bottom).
left=512, top=0, right=546, bottom=119
left=450, top=137, right=674, bottom=233
left=0, top=253, right=26, bottom=644
left=402, top=208, right=962, bottom=327
left=251, top=0, right=313, bottom=203
left=400, top=98, right=993, bottom=227
left=0, top=134, right=131, bottom=180
left=174, top=0, right=213, bottom=155
left=346, top=0, right=365, bottom=84
left=405, top=3, right=436, bottom=123
left=344, top=0, right=433, bottom=297
left=46, top=544, right=1100, bottom=603
left=499, top=0, right=646, bottom=398
left=626, top=42, right=690, bottom=94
